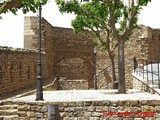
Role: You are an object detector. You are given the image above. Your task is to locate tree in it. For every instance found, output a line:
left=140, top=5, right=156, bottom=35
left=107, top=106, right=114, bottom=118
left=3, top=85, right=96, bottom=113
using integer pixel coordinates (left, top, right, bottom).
left=56, top=0, right=151, bottom=93
left=0, top=0, right=47, bottom=14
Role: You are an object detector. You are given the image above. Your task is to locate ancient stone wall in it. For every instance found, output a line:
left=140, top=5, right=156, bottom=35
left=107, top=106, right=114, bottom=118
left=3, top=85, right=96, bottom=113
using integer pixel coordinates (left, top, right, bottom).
left=4, top=99, right=160, bottom=119
left=97, top=25, right=160, bottom=89
left=57, top=78, right=88, bottom=90
left=145, top=29, right=160, bottom=61
left=24, top=17, right=95, bottom=87
left=96, top=26, right=143, bottom=89
left=1, top=16, right=160, bottom=94
left=24, top=17, right=55, bottom=80
left=0, top=46, right=49, bottom=96
left=52, top=27, right=95, bottom=88
left=0, top=16, right=95, bottom=96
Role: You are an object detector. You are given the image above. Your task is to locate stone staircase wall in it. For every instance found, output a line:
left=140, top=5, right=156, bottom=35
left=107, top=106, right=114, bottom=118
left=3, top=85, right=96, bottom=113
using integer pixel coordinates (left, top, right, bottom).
left=133, top=76, right=160, bottom=95
left=1, top=99, right=160, bottom=119
left=57, top=78, right=89, bottom=90
left=0, top=101, right=18, bottom=120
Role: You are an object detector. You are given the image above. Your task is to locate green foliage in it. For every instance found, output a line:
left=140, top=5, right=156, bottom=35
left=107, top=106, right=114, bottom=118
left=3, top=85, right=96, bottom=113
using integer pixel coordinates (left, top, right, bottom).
left=56, top=0, right=150, bottom=38
left=138, top=0, right=151, bottom=6
left=100, top=42, right=107, bottom=52
left=0, top=0, right=48, bottom=14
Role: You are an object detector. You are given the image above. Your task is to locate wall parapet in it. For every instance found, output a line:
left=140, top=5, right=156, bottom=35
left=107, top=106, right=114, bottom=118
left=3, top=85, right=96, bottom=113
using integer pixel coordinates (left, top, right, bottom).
left=0, top=46, right=38, bottom=53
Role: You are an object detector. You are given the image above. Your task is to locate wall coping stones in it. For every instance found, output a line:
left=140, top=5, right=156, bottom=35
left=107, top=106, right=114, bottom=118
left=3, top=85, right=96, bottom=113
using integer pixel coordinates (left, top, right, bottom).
left=0, top=46, right=47, bottom=55
left=0, top=46, right=37, bottom=53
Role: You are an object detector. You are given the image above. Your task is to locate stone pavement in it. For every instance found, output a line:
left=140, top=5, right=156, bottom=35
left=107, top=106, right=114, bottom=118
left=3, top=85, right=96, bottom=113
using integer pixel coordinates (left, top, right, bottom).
left=14, top=89, right=160, bottom=102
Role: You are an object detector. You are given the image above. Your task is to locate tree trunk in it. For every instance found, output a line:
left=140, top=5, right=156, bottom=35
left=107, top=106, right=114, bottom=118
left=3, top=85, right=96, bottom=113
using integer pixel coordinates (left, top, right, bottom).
left=107, top=50, right=117, bottom=89
left=118, top=38, right=126, bottom=93
left=110, top=55, right=117, bottom=89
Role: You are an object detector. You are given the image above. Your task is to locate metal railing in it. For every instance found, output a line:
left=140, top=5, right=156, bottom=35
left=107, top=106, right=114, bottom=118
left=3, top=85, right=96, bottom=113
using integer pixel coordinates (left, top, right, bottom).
left=133, top=57, right=160, bottom=89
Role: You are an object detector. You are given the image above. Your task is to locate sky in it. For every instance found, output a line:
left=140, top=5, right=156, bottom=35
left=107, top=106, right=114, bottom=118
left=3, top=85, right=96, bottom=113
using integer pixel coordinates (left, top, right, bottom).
left=0, top=0, right=160, bottom=48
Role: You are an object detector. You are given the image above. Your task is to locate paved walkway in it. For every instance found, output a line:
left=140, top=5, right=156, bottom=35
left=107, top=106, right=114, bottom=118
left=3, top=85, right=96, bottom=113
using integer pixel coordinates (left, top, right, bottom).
left=14, top=89, right=160, bottom=102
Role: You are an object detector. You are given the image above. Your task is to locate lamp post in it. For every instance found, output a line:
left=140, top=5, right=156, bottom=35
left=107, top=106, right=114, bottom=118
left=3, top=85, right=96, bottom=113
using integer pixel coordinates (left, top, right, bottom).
left=94, top=47, right=97, bottom=90
left=36, top=1, right=43, bottom=101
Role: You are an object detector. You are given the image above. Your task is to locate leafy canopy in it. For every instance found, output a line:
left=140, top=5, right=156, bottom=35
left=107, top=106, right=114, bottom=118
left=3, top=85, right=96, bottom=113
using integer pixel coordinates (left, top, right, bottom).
left=56, top=0, right=151, bottom=40
left=0, top=0, right=48, bottom=14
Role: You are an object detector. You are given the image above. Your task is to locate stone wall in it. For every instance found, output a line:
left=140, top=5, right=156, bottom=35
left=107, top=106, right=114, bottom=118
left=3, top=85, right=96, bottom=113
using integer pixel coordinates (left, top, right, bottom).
left=0, top=46, right=49, bottom=96
left=52, top=27, right=95, bottom=88
left=0, top=16, right=95, bottom=96
left=3, top=99, right=160, bottom=119
left=1, top=16, right=160, bottom=95
left=96, top=26, right=143, bottom=89
left=24, top=17, right=55, bottom=80
left=24, top=16, right=95, bottom=88
left=143, top=28, right=160, bottom=61
left=132, top=76, right=160, bottom=95
left=96, top=25, right=160, bottom=89
left=57, top=78, right=88, bottom=90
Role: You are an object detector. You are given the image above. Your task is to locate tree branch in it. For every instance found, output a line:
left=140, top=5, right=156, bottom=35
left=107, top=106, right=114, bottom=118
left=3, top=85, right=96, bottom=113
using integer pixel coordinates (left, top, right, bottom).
left=86, top=25, right=104, bottom=43
left=78, top=7, right=110, bottom=31
left=0, top=0, right=23, bottom=14
left=123, top=0, right=139, bottom=38
left=108, top=2, right=119, bottom=40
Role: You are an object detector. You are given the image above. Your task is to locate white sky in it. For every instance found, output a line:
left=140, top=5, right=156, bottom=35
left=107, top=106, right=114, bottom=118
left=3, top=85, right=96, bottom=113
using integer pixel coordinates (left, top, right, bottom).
left=0, top=0, right=160, bottom=48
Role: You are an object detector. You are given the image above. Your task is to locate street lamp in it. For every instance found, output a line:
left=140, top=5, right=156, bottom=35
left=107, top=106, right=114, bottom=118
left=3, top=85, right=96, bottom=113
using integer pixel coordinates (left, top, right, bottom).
left=94, top=47, right=97, bottom=90
left=36, top=0, right=43, bottom=101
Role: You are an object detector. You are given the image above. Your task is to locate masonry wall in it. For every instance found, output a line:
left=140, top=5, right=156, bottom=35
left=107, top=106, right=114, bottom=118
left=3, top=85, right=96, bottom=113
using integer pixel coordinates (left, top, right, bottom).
left=96, top=26, right=143, bottom=89
left=96, top=25, right=160, bottom=89
left=146, top=29, right=160, bottom=60
left=0, top=16, right=95, bottom=96
left=24, top=17, right=55, bottom=80
left=0, top=47, right=49, bottom=96
left=57, top=79, right=88, bottom=90
left=52, top=27, right=95, bottom=88
left=4, top=99, right=160, bottom=119
left=24, top=17, right=95, bottom=89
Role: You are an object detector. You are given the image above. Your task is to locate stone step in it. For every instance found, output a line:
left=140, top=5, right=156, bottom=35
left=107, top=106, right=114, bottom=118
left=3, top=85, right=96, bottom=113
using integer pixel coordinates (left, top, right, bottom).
left=0, top=105, right=18, bottom=110
left=1, top=101, right=17, bottom=105
left=0, top=115, right=18, bottom=120
left=149, top=84, right=159, bottom=89
left=0, top=110, right=17, bottom=116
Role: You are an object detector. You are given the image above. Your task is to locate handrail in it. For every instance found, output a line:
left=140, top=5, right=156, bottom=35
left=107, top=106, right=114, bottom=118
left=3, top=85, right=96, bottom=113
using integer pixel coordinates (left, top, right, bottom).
left=133, top=57, right=160, bottom=89
left=95, top=66, right=109, bottom=77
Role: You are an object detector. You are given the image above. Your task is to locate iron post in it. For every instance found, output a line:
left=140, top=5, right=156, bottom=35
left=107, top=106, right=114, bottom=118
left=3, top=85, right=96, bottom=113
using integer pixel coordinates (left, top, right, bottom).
left=94, top=47, right=97, bottom=90
left=36, top=1, right=43, bottom=101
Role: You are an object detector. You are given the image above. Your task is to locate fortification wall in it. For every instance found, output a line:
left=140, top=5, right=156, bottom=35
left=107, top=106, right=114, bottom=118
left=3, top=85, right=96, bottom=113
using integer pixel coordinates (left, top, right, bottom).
left=52, top=27, right=95, bottom=88
left=1, top=16, right=159, bottom=94
left=0, top=47, right=49, bottom=96
left=0, top=16, right=95, bottom=97
left=96, top=25, right=160, bottom=89
left=24, top=16, right=95, bottom=88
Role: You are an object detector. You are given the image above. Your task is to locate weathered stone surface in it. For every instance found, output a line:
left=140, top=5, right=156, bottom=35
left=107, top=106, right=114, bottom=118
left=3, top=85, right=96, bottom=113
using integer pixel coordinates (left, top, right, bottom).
left=18, top=104, right=30, bottom=111
left=35, top=112, right=43, bottom=118
left=2, top=99, right=160, bottom=119
left=84, top=112, right=91, bottom=117
left=0, top=16, right=95, bottom=96
left=26, top=111, right=35, bottom=117
left=17, top=111, right=27, bottom=117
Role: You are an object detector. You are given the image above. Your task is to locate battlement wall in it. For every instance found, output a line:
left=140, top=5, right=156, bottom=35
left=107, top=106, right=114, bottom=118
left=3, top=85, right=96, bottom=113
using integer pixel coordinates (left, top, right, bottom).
left=0, top=46, right=49, bottom=96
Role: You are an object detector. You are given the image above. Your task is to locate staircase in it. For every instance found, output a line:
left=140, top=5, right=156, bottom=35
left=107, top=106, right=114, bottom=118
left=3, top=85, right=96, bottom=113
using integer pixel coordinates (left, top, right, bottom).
left=0, top=101, right=18, bottom=120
